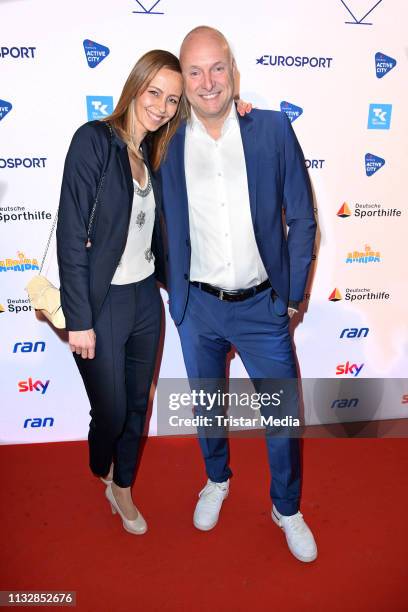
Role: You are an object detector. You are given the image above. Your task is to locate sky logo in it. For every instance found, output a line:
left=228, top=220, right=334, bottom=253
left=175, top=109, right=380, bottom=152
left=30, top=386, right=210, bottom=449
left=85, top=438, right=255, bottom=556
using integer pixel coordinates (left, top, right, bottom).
left=280, top=101, right=303, bottom=123
left=340, top=0, right=383, bottom=25
left=336, top=362, right=364, bottom=377
left=86, top=96, right=113, bottom=120
left=365, top=153, right=385, bottom=177
left=18, top=378, right=50, bottom=394
left=368, top=104, right=392, bottom=129
left=83, top=40, right=110, bottom=68
left=132, top=0, right=164, bottom=14
left=375, top=52, right=396, bottom=78
left=0, top=99, right=12, bottom=122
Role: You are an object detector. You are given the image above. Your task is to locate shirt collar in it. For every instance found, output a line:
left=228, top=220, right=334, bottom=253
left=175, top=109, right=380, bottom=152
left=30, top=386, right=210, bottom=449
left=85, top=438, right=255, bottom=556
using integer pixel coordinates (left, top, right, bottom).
left=189, top=102, right=238, bottom=137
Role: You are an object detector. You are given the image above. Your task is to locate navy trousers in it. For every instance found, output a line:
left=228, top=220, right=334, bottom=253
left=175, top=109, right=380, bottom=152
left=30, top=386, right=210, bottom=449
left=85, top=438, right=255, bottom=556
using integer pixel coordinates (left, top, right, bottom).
left=177, top=284, right=301, bottom=516
left=74, top=274, right=161, bottom=487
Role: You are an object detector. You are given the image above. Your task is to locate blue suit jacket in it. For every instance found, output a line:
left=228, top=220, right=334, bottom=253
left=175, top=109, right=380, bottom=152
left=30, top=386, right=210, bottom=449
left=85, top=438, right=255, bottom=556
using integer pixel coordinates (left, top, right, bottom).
left=160, top=108, right=316, bottom=325
left=56, top=121, right=165, bottom=331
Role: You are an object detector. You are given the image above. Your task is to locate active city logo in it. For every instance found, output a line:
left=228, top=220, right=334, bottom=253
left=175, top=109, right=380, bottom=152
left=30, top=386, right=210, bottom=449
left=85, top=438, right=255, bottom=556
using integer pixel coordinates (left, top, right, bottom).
left=0, top=206, right=52, bottom=225
left=0, top=252, right=39, bottom=273
left=3, top=298, right=33, bottom=314
left=337, top=201, right=402, bottom=219
left=280, top=101, right=303, bottom=123
left=13, top=341, right=46, bottom=353
left=365, top=153, right=385, bottom=177
left=18, top=378, right=50, bottom=394
left=256, top=54, right=333, bottom=69
left=375, top=52, right=396, bottom=78
left=368, top=103, right=392, bottom=130
left=83, top=40, right=110, bottom=68
left=0, top=99, right=12, bottom=122
left=331, top=398, right=359, bottom=409
left=336, top=362, right=364, bottom=377
left=86, top=96, right=113, bottom=120
left=132, top=0, right=164, bottom=14
left=305, top=159, right=325, bottom=169
left=340, top=327, right=369, bottom=339
left=24, top=417, right=54, bottom=428
left=0, top=157, right=47, bottom=169
left=345, top=245, right=380, bottom=264
left=340, top=0, right=383, bottom=25
left=0, top=46, right=36, bottom=59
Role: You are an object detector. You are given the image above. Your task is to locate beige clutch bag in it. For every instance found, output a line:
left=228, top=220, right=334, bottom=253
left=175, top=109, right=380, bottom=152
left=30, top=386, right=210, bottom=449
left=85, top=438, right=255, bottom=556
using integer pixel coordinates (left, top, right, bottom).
left=25, top=275, right=65, bottom=329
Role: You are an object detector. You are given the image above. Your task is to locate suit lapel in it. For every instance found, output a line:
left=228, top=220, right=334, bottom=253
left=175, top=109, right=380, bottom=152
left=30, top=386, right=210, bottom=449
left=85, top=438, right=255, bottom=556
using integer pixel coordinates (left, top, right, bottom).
left=238, top=113, right=257, bottom=224
left=171, top=122, right=190, bottom=233
left=117, top=145, right=134, bottom=217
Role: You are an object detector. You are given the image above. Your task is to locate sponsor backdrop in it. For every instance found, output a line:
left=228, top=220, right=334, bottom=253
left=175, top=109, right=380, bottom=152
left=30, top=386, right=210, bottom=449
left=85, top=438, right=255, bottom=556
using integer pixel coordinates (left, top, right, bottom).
left=0, top=0, right=407, bottom=443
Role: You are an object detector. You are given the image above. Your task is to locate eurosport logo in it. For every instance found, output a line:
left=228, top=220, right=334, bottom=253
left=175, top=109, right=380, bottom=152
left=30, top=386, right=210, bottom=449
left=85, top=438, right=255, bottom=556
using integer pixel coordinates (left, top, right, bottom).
left=0, top=46, right=36, bottom=59
left=0, top=99, right=12, bottom=122
left=331, top=398, right=359, bottom=409
left=345, top=245, right=380, bottom=264
left=368, top=104, right=392, bottom=130
left=365, top=153, right=385, bottom=177
left=340, top=327, right=369, bottom=339
left=375, top=52, right=396, bottom=78
left=329, top=287, right=391, bottom=302
left=83, top=40, right=110, bottom=68
left=24, top=417, right=54, bottom=429
left=132, top=0, right=164, bottom=14
left=340, top=0, right=383, bottom=25
left=0, top=157, right=47, bottom=169
left=13, top=341, right=46, bottom=353
left=0, top=252, right=39, bottom=273
left=0, top=206, right=52, bottom=225
left=337, top=202, right=402, bottom=219
left=305, top=159, right=325, bottom=169
left=18, top=378, right=50, bottom=394
left=336, top=362, right=364, bottom=377
left=256, top=54, right=333, bottom=69
left=86, top=96, right=113, bottom=120
left=280, top=101, right=303, bottom=123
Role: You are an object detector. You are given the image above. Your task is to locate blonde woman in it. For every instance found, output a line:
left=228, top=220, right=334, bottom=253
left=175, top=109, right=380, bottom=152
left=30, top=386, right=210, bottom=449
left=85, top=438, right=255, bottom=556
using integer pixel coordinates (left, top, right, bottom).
left=57, top=50, right=184, bottom=535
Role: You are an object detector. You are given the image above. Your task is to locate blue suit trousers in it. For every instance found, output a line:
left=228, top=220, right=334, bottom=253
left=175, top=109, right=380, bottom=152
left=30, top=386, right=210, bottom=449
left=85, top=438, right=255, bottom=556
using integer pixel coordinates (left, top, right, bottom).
left=177, top=284, right=301, bottom=516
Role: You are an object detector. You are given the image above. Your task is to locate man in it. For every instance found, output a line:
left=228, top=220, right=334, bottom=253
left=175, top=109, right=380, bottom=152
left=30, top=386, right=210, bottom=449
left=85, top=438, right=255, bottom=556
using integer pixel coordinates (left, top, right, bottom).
left=160, top=26, right=317, bottom=562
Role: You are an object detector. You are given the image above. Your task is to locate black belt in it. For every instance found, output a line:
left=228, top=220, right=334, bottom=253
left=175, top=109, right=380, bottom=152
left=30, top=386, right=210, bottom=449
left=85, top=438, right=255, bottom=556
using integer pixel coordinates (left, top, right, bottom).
left=190, top=279, right=274, bottom=302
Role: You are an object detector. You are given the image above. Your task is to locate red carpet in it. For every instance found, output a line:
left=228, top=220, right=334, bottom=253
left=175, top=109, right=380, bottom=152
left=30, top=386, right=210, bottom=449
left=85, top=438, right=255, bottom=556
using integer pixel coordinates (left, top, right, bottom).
left=1, top=437, right=407, bottom=611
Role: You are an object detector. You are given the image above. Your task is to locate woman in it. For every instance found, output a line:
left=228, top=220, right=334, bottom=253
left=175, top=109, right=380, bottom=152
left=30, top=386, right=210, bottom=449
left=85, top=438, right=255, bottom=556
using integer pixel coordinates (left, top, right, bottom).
left=56, top=50, right=184, bottom=535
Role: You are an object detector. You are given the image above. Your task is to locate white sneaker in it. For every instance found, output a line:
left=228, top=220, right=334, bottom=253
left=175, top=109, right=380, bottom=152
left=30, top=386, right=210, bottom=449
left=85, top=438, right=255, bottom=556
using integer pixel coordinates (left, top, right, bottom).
left=272, top=505, right=317, bottom=562
left=193, top=479, right=229, bottom=531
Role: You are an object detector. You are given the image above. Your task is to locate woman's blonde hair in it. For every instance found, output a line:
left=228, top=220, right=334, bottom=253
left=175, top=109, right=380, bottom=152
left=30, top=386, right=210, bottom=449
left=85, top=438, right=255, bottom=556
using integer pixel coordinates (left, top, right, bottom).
left=103, top=49, right=185, bottom=170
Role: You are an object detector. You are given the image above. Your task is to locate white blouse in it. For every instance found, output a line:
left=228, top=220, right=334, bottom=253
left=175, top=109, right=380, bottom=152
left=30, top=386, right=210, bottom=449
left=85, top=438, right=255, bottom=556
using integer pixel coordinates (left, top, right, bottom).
left=111, top=164, right=156, bottom=285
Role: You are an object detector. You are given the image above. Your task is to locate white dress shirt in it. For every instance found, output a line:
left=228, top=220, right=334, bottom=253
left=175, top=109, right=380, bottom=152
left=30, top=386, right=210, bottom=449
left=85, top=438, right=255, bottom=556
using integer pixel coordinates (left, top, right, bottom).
left=185, top=104, right=268, bottom=290
left=111, top=165, right=155, bottom=285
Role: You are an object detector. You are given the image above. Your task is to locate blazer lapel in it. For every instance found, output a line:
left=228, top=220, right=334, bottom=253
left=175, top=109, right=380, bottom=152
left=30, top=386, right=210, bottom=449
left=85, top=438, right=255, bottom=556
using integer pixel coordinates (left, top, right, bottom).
left=171, top=122, right=190, bottom=234
left=238, top=113, right=257, bottom=224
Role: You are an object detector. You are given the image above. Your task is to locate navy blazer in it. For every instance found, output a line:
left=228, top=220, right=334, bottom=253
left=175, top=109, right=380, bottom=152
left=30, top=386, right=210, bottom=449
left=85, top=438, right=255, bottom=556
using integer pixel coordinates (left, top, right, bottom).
left=160, top=109, right=316, bottom=325
left=56, top=120, right=165, bottom=331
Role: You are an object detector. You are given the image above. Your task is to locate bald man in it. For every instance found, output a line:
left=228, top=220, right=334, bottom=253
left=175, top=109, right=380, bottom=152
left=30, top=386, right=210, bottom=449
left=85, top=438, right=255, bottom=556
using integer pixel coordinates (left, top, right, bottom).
left=160, top=27, right=317, bottom=562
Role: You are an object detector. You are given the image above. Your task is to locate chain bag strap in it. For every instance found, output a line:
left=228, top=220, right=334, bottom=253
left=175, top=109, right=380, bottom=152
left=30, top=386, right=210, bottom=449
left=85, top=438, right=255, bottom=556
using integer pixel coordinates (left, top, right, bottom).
left=39, top=121, right=113, bottom=273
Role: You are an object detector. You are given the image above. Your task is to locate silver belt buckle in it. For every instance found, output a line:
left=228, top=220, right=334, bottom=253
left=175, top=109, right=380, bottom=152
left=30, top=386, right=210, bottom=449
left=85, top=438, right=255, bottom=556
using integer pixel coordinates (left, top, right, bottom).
left=219, top=290, right=224, bottom=301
